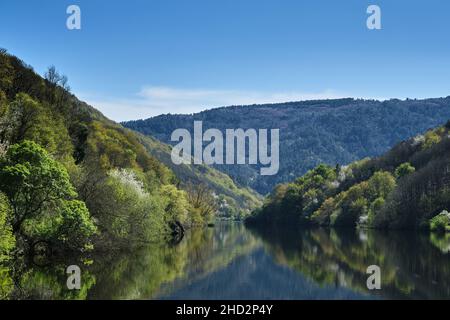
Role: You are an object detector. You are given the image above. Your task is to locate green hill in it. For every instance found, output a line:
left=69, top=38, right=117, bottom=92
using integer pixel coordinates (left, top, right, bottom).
left=134, top=132, right=262, bottom=218
left=0, top=49, right=248, bottom=257
left=123, top=98, right=450, bottom=195
left=246, top=120, right=450, bottom=230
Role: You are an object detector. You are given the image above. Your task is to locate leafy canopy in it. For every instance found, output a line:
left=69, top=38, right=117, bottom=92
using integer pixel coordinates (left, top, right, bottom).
left=0, top=141, right=75, bottom=233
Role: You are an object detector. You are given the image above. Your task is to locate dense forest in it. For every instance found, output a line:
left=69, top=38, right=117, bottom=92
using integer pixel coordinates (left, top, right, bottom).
left=2, top=48, right=450, bottom=300
left=0, top=49, right=249, bottom=267
left=124, top=97, right=450, bottom=195
left=246, top=121, right=450, bottom=231
left=134, top=132, right=261, bottom=219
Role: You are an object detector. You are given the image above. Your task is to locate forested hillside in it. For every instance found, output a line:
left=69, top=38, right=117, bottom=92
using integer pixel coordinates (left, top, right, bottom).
left=124, top=98, right=450, bottom=195
left=135, top=133, right=261, bottom=219
left=0, top=49, right=229, bottom=260
left=246, top=121, right=450, bottom=230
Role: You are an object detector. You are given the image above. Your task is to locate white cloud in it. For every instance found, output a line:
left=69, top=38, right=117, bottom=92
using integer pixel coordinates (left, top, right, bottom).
left=80, top=86, right=350, bottom=122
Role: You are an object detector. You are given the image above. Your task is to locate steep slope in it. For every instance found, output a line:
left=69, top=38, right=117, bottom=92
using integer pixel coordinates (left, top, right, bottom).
left=135, top=132, right=262, bottom=218
left=246, top=120, right=450, bottom=230
left=0, top=49, right=213, bottom=254
left=0, top=46, right=259, bottom=246
left=123, top=98, right=450, bottom=194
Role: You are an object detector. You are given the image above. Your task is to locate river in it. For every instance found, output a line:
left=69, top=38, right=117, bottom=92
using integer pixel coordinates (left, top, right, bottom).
left=2, top=222, right=450, bottom=299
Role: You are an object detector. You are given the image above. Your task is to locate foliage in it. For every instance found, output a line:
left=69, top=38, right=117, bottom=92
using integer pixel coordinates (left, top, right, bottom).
left=0, top=140, right=96, bottom=250
left=0, top=49, right=219, bottom=260
left=248, top=120, right=450, bottom=229
left=429, top=210, right=450, bottom=233
left=0, top=141, right=76, bottom=232
left=0, top=265, right=14, bottom=300
left=395, top=162, right=415, bottom=179
left=0, top=93, right=74, bottom=165
left=160, top=184, right=189, bottom=225
left=186, top=183, right=217, bottom=225
left=91, top=168, right=168, bottom=246
left=124, top=97, right=450, bottom=195
left=0, top=192, right=15, bottom=262
left=422, top=129, right=441, bottom=150
left=24, top=200, right=98, bottom=250
left=246, top=164, right=337, bottom=225
left=135, top=132, right=262, bottom=218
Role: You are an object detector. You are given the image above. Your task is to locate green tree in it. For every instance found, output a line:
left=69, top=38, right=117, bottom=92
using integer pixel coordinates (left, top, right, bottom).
left=186, top=183, right=217, bottom=225
left=367, top=171, right=396, bottom=200
left=395, top=162, right=415, bottom=179
left=0, top=141, right=79, bottom=236
left=1, top=93, right=41, bottom=145
left=422, top=130, right=441, bottom=149
left=160, top=184, right=189, bottom=225
left=429, top=210, right=450, bottom=233
left=24, top=200, right=97, bottom=250
left=91, top=168, right=169, bottom=247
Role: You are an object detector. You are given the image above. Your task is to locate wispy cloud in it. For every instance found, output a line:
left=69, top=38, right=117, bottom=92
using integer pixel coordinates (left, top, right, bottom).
left=80, top=86, right=350, bottom=122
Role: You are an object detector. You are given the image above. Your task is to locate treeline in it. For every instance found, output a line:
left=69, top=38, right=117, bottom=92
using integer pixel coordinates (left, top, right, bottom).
left=246, top=121, right=450, bottom=231
left=0, top=49, right=216, bottom=260
left=123, top=96, right=450, bottom=195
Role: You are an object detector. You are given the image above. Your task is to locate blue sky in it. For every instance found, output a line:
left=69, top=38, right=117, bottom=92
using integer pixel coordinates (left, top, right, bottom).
left=1, top=0, right=450, bottom=121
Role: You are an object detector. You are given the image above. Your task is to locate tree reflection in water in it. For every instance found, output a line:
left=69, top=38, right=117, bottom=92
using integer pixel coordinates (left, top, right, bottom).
left=2, top=222, right=450, bottom=299
left=249, top=225, right=450, bottom=299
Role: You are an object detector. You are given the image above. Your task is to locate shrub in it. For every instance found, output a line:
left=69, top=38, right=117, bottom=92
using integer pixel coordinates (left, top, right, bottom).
left=395, top=163, right=415, bottom=179
left=430, top=210, right=450, bottom=233
left=422, top=130, right=441, bottom=149
left=93, top=168, right=168, bottom=246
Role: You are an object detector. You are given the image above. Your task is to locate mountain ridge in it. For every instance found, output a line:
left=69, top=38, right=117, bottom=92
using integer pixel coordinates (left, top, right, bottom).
left=123, top=96, right=450, bottom=194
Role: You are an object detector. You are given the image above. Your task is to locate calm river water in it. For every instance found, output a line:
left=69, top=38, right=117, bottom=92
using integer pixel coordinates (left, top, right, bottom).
left=3, top=222, right=450, bottom=299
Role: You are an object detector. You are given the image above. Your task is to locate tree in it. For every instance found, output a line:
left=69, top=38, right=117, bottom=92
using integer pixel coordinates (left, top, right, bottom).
left=422, top=130, right=441, bottom=149
left=160, top=184, right=189, bottom=225
left=186, top=183, right=217, bottom=225
left=0, top=93, right=74, bottom=166
left=44, top=66, right=71, bottom=109
left=429, top=210, right=450, bottom=233
left=90, top=168, right=169, bottom=247
left=25, top=200, right=97, bottom=250
left=395, top=162, right=415, bottom=179
left=56, top=200, right=97, bottom=249
left=0, top=93, right=40, bottom=146
left=367, top=171, right=396, bottom=200
left=0, top=140, right=77, bottom=234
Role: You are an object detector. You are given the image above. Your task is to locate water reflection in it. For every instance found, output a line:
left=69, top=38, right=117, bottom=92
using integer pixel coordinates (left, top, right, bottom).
left=0, top=223, right=258, bottom=300
left=1, top=222, right=450, bottom=299
left=249, top=226, right=450, bottom=299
